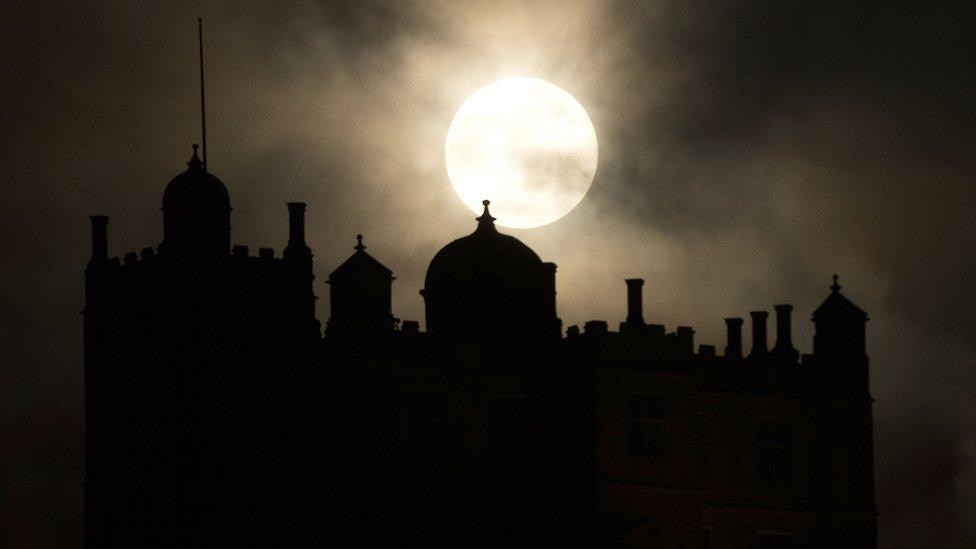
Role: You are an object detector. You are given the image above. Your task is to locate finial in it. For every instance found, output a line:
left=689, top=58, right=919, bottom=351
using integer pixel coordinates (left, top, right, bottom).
left=187, top=144, right=204, bottom=169
left=355, top=234, right=365, bottom=252
left=476, top=199, right=496, bottom=228
left=830, top=274, right=841, bottom=293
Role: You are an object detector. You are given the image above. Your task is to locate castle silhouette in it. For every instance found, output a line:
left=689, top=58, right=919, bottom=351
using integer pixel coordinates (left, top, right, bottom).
left=83, top=146, right=877, bottom=548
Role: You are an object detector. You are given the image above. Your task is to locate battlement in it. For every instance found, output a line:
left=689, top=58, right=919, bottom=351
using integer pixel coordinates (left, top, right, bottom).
left=91, top=244, right=296, bottom=275
left=557, top=277, right=831, bottom=396
left=88, top=200, right=312, bottom=278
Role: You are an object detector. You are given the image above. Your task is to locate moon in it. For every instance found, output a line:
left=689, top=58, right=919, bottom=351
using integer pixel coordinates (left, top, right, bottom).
left=445, top=77, right=598, bottom=229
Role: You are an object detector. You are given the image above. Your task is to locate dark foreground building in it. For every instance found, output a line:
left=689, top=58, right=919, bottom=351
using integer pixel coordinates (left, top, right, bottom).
left=84, top=148, right=876, bottom=548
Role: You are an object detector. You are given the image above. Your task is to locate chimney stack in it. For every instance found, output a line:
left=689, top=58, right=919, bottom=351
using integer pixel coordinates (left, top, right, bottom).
left=724, top=317, right=743, bottom=359
left=772, top=304, right=800, bottom=365
left=90, top=215, right=109, bottom=262
left=286, top=202, right=306, bottom=247
left=774, top=304, right=794, bottom=351
left=625, top=278, right=645, bottom=325
left=749, top=311, right=769, bottom=359
left=284, top=202, right=310, bottom=261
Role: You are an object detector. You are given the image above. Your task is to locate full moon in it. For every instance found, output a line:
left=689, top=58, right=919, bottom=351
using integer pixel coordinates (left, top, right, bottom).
left=445, top=77, right=598, bottom=229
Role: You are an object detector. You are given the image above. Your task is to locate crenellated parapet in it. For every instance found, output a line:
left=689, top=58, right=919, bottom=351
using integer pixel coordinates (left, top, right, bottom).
left=559, top=275, right=870, bottom=400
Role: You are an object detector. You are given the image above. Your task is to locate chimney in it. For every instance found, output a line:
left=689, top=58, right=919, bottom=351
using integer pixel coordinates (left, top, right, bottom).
left=774, top=304, right=794, bottom=351
left=287, top=202, right=306, bottom=247
left=749, top=311, right=769, bottom=359
left=676, top=326, right=694, bottom=354
left=724, top=317, right=743, bottom=358
left=90, top=215, right=109, bottom=262
left=625, top=278, right=645, bottom=325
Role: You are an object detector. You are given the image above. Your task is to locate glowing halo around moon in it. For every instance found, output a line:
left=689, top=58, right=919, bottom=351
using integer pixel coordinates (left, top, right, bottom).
left=445, top=77, right=598, bottom=229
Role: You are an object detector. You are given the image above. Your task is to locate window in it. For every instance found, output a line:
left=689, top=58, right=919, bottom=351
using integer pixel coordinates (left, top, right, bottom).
left=410, top=393, right=447, bottom=453
left=627, top=393, right=665, bottom=456
left=756, top=417, right=793, bottom=486
left=757, top=531, right=795, bottom=549
left=490, top=397, right=526, bottom=462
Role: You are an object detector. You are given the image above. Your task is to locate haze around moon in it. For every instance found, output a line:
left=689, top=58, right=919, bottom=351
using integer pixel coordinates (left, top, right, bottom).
left=445, top=77, right=598, bottom=229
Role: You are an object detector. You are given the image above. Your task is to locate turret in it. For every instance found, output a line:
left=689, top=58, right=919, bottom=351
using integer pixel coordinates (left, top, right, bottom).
left=159, top=145, right=231, bottom=259
left=811, top=275, right=876, bottom=546
left=421, top=201, right=559, bottom=341
left=327, top=235, right=395, bottom=338
left=813, top=275, right=869, bottom=394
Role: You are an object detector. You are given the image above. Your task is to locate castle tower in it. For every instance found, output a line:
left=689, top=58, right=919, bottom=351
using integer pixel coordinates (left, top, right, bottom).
left=813, top=275, right=869, bottom=393
left=326, top=234, right=395, bottom=338
left=812, top=275, right=876, bottom=547
left=84, top=148, right=322, bottom=547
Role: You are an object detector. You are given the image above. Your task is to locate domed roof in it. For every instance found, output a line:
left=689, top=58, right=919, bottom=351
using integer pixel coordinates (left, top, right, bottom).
left=424, top=201, right=542, bottom=291
left=162, top=145, right=230, bottom=212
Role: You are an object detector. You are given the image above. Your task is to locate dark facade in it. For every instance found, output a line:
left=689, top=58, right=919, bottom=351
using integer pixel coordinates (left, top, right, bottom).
left=84, top=148, right=876, bottom=548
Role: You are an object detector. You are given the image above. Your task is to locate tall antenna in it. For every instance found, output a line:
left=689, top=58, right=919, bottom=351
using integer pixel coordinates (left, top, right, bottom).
left=197, top=17, right=207, bottom=169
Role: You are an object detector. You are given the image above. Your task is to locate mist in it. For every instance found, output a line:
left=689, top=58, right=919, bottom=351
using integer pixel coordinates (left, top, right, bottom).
left=2, top=1, right=974, bottom=545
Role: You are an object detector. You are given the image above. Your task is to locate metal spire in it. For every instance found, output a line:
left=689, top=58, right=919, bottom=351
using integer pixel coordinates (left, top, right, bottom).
left=198, top=17, right=207, bottom=170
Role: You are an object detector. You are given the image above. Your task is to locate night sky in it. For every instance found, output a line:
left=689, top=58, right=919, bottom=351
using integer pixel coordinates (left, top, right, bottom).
left=2, top=2, right=975, bottom=546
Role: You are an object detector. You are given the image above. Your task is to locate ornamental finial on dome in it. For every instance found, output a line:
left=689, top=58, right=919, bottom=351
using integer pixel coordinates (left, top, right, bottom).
left=355, top=234, right=366, bottom=252
left=831, top=274, right=841, bottom=293
left=476, top=200, right=496, bottom=232
left=187, top=144, right=204, bottom=171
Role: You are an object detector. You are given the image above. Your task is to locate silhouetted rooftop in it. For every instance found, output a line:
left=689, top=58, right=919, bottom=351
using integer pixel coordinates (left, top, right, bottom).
left=813, top=274, right=868, bottom=319
left=161, top=144, right=230, bottom=212
left=330, top=234, right=393, bottom=280
left=424, top=200, right=542, bottom=291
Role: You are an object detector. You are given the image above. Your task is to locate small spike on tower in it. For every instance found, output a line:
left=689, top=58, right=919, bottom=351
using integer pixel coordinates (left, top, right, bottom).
left=187, top=144, right=203, bottom=169
left=475, top=200, right=497, bottom=233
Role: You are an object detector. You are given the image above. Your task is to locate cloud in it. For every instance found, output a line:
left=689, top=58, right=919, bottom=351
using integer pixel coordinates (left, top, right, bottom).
left=1, top=1, right=974, bottom=545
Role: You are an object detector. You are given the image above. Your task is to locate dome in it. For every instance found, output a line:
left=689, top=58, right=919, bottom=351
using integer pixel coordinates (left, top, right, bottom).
left=424, top=201, right=542, bottom=292
left=422, top=201, right=558, bottom=340
left=159, top=145, right=231, bottom=257
left=161, top=145, right=230, bottom=213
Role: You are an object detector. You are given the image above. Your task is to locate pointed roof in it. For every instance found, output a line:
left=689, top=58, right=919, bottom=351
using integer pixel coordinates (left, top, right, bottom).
left=813, top=274, right=868, bottom=320
left=329, top=234, right=393, bottom=280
